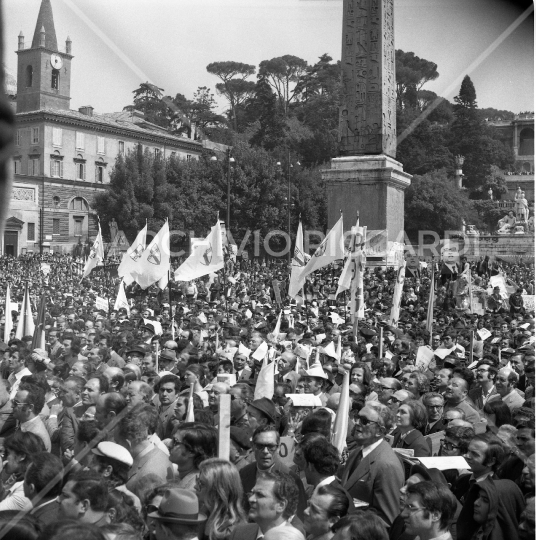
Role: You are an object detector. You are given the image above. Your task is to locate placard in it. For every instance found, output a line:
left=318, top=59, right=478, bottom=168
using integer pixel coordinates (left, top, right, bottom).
left=417, top=456, right=469, bottom=470
left=415, top=346, right=435, bottom=371
left=217, top=373, right=237, bottom=386
left=95, top=296, right=108, bottom=311
left=278, top=436, right=296, bottom=468
left=286, top=394, right=322, bottom=407
left=477, top=328, right=492, bottom=341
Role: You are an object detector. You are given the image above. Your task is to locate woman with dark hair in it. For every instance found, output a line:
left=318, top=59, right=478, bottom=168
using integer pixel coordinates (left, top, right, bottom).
left=483, top=399, right=512, bottom=432
left=392, top=400, right=431, bottom=457
left=170, top=422, right=218, bottom=490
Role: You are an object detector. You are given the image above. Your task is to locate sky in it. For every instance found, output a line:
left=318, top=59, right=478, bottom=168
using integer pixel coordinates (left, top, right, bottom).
left=3, top=0, right=534, bottom=116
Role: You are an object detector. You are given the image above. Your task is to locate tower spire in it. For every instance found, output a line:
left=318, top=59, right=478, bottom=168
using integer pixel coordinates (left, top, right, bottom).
left=31, top=0, right=58, bottom=50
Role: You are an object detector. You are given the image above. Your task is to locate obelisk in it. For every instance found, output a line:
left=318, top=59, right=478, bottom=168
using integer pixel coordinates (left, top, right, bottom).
left=323, top=0, right=411, bottom=262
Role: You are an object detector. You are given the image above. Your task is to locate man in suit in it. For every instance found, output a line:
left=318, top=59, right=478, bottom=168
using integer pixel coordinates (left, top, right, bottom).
left=239, top=425, right=307, bottom=520
left=231, top=470, right=303, bottom=540
left=120, top=403, right=172, bottom=498
left=341, top=402, right=404, bottom=526
left=495, top=368, right=525, bottom=412
left=468, top=361, right=498, bottom=411
left=422, top=392, right=448, bottom=435
left=233, top=353, right=252, bottom=381
left=443, top=377, right=480, bottom=425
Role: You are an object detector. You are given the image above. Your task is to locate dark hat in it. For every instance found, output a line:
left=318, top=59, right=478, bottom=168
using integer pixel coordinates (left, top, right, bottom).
left=148, top=488, right=207, bottom=524
left=125, top=343, right=147, bottom=357
left=160, top=350, right=176, bottom=362
left=248, top=397, right=277, bottom=424
left=409, top=463, right=448, bottom=486
left=141, top=323, right=156, bottom=334
left=360, top=328, right=376, bottom=338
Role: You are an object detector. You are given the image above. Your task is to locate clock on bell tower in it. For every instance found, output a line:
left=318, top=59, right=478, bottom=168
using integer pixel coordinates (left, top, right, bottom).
left=16, top=0, right=73, bottom=113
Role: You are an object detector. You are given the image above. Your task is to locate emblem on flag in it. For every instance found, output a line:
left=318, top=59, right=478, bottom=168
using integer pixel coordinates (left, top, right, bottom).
left=130, top=244, right=144, bottom=262
left=147, top=245, right=161, bottom=265
left=201, top=244, right=213, bottom=266
left=314, top=240, right=327, bottom=258
left=89, top=241, right=100, bottom=259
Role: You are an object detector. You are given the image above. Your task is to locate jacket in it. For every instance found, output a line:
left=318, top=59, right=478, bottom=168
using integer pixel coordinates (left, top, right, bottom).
left=341, top=439, right=404, bottom=526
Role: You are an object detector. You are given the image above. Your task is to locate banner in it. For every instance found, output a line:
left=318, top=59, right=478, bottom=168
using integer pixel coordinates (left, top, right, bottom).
left=118, top=223, right=147, bottom=285
left=82, top=224, right=104, bottom=279
left=389, top=260, right=406, bottom=325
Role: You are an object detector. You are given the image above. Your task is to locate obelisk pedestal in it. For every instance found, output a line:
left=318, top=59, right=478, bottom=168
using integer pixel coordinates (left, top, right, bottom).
left=323, top=155, right=411, bottom=262
left=324, top=0, right=411, bottom=264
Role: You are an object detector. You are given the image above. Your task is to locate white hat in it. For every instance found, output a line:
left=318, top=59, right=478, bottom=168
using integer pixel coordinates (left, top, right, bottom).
left=305, top=364, right=329, bottom=380
left=92, top=441, right=133, bottom=467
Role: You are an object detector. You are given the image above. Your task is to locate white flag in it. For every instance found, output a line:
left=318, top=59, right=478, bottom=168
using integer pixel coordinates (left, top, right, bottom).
left=136, top=221, right=170, bottom=290
left=253, top=360, right=275, bottom=400
left=3, top=284, right=12, bottom=343
left=349, top=221, right=366, bottom=322
left=175, top=219, right=224, bottom=281
left=114, top=280, right=130, bottom=316
left=15, top=285, right=35, bottom=339
left=337, top=224, right=364, bottom=297
left=332, top=370, right=350, bottom=453
left=118, top=223, right=147, bottom=286
left=289, top=220, right=309, bottom=299
left=289, top=215, right=345, bottom=297
left=82, top=224, right=104, bottom=279
left=389, top=260, right=407, bottom=325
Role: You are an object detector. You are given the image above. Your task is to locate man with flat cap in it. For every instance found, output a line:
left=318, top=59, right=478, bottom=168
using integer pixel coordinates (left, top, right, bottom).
left=149, top=488, right=206, bottom=540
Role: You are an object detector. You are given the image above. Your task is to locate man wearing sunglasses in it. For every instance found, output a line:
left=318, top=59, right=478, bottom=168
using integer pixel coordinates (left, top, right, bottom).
left=239, top=425, right=308, bottom=521
left=341, top=403, right=404, bottom=527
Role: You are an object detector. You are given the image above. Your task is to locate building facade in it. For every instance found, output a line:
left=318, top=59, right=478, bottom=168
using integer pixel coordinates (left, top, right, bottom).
left=4, top=0, right=202, bottom=255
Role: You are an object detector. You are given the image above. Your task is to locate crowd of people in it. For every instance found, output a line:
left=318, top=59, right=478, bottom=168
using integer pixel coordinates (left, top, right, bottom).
left=0, top=251, right=534, bottom=540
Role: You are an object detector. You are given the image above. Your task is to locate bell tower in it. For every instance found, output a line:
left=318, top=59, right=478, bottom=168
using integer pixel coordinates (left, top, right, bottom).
left=16, top=0, right=73, bottom=113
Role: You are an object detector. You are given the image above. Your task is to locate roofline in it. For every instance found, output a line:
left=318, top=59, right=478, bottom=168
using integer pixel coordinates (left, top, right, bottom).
left=15, top=109, right=203, bottom=152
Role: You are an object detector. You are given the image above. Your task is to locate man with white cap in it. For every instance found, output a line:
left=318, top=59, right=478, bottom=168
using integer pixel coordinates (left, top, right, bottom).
left=303, top=364, right=329, bottom=406
left=90, top=440, right=141, bottom=511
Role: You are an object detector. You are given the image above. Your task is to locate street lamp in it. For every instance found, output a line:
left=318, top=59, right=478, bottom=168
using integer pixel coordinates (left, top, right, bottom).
left=211, top=151, right=235, bottom=234
left=277, top=153, right=301, bottom=264
left=455, top=155, right=465, bottom=189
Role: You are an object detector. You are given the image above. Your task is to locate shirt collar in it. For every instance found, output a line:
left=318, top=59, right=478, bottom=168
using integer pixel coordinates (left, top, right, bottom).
left=362, top=438, right=383, bottom=458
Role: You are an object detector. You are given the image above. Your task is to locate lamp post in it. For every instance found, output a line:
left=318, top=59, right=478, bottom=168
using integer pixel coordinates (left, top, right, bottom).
left=277, top=152, right=300, bottom=265
left=211, top=150, right=235, bottom=235
left=455, top=155, right=465, bottom=189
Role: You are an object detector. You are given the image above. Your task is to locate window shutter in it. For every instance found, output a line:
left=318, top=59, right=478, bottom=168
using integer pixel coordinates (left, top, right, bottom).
left=97, top=136, right=105, bottom=154
left=53, top=128, right=62, bottom=146
left=76, top=132, right=85, bottom=150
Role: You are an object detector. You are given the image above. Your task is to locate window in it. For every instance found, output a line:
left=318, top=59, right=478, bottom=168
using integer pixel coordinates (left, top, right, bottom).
left=171, top=151, right=176, bottom=158
left=16, top=129, right=22, bottom=146
left=52, top=128, right=62, bottom=147
left=50, top=159, right=63, bottom=178
left=95, top=165, right=104, bottom=183
left=28, top=158, right=39, bottom=176
left=26, top=65, right=33, bottom=87
left=27, top=223, right=35, bottom=241
left=51, top=69, right=59, bottom=89
left=31, top=127, right=39, bottom=144
left=76, top=132, right=85, bottom=150
left=14, top=159, right=21, bottom=174
left=77, top=162, right=86, bottom=180
left=53, top=219, right=60, bottom=235
left=118, top=141, right=125, bottom=154
left=97, top=136, right=105, bottom=155
left=154, top=148, right=161, bottom=158
left=53, top=196, right=60, bottom=207
left=69, top=197, right=89, bottom=211
left=74, top=218, right=83, bottom=236
left=186, top=154, right=192, bottom=161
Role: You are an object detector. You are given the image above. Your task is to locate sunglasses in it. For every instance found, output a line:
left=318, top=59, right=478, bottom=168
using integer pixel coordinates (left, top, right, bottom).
left=356, top=415, right=379, bottom=427
left=253, top=443, right=278, bottom=453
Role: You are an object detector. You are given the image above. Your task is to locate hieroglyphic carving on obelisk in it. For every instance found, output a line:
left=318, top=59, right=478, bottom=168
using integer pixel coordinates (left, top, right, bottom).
left=339, top=0, right=397, bottom=157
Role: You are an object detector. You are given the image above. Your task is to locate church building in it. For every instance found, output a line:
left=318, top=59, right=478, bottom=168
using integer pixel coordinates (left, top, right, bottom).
left=4, top=0, right=202, bottom=256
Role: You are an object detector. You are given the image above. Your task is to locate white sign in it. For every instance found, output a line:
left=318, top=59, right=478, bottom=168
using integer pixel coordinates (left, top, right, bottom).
left=95, top=296, right=108, bottom=311
left=278, top=436, right=296, bottom=468
left=415, top=346, right=435, bottom=371
left=287, top=394, right=322, bottom=407
left=477, top=328, right=492, bottom=341
left=417, top=456, right=469, bottom=471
